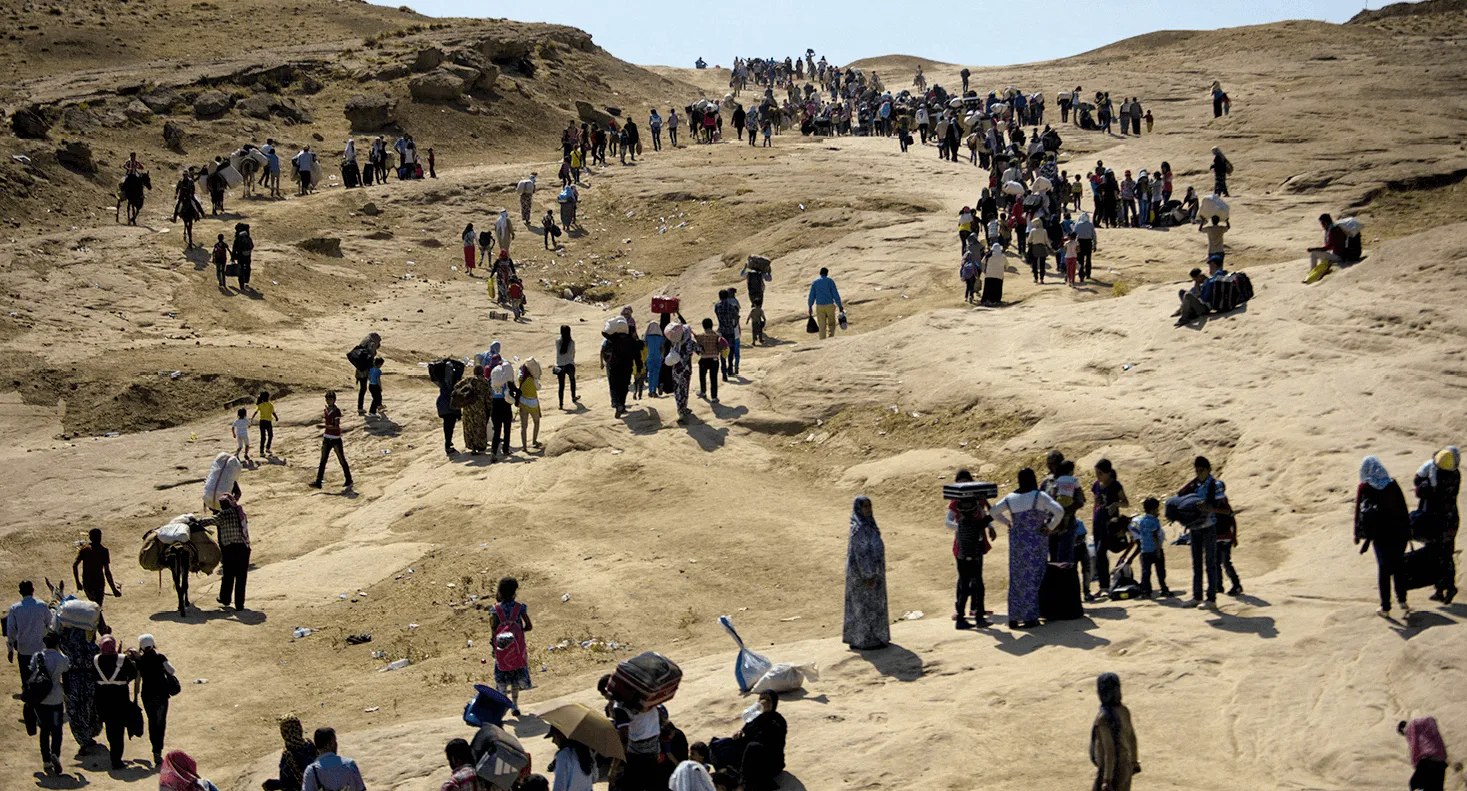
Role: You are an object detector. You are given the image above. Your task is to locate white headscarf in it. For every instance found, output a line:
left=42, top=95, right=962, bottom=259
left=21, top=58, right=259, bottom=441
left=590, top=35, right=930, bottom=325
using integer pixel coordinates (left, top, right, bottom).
left=1359, top=456, right=1392, bottom=491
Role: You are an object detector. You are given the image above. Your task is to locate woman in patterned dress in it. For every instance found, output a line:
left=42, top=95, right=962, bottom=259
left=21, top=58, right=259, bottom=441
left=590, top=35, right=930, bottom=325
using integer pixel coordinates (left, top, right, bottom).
left=990, top=468, right=1066, bottom=629
left=843, top=496, right=890, bottom=650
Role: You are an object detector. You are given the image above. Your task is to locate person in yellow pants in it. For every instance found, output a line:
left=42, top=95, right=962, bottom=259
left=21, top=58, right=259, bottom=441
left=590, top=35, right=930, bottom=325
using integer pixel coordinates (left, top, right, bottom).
left=807, top=267, right=844, bottom=340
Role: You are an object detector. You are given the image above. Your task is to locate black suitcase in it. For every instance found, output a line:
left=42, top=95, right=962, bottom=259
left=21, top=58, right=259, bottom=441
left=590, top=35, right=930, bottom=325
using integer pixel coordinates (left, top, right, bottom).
left=1401, top=544, right=1442, bottom=591
left=1039, top=562, right=1084, bottom=621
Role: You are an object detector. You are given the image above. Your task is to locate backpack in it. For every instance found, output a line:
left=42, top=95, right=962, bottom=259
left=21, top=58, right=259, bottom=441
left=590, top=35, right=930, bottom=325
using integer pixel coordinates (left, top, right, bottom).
left=478, top=231, right=493, bottom=248
left=1357, top=496, right=1384, bottom=541
left=21, top=655, right=53, bottom=706
left=960, top=261, right=978, bottom=281
left=346, top=345, right=374, bottom=371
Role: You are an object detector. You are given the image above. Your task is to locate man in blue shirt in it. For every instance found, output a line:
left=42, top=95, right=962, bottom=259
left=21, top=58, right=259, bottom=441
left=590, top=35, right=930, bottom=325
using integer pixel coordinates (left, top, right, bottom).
left=807, top=267, right=844, bottom=340
left=303, top=728, right=366, bottom=791
left=7, top=580, right=52, bottom=735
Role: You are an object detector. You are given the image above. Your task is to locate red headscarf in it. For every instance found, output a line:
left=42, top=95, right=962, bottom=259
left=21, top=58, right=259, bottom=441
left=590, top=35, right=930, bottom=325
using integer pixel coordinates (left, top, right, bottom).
left=98, top=635, right=118, bottom=656
left=1407, top=717, right=1447, bottom=766
left=160, top=750, right=202, bottom=791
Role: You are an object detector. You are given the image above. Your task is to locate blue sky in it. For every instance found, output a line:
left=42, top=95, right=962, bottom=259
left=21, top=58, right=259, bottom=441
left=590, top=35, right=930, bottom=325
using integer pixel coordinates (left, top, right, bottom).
left=382, top=0, right=1378, bottom=67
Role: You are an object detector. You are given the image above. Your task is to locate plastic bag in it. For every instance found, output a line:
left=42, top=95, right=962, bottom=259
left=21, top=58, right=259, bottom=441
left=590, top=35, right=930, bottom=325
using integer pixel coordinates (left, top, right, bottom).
left=805, top=316, right=819, bottom=334
left=719, top=615, right=772, bottom=693
left=751, top=662, right=820, bottom=694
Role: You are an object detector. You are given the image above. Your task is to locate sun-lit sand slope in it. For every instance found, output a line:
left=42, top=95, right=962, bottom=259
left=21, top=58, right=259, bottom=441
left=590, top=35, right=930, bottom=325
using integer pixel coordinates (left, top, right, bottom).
left=3, top=4, right=1467, bottom=790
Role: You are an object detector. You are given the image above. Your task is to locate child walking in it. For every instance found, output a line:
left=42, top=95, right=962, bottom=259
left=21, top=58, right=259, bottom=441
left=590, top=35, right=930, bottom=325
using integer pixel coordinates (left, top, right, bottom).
left=251, top=391, right=276, bottom=457
left=490, top=577, right=533, bottom=716
left=231, top=407, right=252, bottom=462
left=1064, top=234, right=1079, bottom=287
left=1129, top=498, right=1171, bottom=598
left=309, top=391, right=352, bottom=490
left=367, top=358, right=384, bottom=415
left=518, top=359, right=542, bottom=452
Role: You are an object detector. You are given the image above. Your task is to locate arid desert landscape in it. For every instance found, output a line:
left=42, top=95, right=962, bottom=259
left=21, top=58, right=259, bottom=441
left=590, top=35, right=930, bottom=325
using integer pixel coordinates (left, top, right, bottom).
left=2, top=0, right=1467, bottom=789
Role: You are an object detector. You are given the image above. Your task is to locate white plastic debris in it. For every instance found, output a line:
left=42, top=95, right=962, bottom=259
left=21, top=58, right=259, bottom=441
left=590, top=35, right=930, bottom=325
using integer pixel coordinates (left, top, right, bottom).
left=379, top=658, right=411, bottom=672
left=292, top=627, right=315, bottom=639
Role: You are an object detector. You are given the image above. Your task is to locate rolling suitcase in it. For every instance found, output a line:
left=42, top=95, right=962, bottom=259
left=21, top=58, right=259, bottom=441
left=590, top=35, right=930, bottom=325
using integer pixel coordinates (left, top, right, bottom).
left=607, top=651, right=682, bottom=711
left=1039, top=562, right=1084, bottom=621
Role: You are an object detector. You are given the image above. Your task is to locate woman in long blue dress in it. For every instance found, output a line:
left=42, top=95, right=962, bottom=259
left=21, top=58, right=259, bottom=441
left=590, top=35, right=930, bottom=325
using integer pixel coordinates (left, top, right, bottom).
left=57, top=624, right=101, bottom=749
left=990, top=468, right=1066, bottom=629
left=843, top=495, right=890, bottom=650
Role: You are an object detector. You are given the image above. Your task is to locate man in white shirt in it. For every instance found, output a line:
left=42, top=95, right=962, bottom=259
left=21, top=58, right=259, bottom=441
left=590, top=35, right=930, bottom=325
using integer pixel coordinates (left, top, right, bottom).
left=292, top=147, right=316, bottom=196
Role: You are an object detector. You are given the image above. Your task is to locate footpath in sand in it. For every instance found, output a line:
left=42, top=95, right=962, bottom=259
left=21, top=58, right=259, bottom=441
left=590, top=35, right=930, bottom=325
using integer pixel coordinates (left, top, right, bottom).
left=3, top=12, right=1467, bottom=791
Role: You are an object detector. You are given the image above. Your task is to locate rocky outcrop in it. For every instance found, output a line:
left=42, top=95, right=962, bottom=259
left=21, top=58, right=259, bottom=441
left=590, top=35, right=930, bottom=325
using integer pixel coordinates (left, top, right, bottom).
left=55, top=141, right=95, bottom=174
left=123, top=100, right=154, bottom=123
left=61, top=106, right=98, bottom=133
left=575, top=101, right=613, bottom=127
left=194, top=90, right=233, bottom=119
left=140, top=89, right=181, bottom=114
left=163, top=121, right=186, bottom=152
left=237, top=94, right=274, bottom=119
left=296, top=237, right=343, bottom=257
left=238, top=95, right=313, bottom=123
left=11, top=107, right=50, bottom=139
left=408, top=69, right=466, bottom=103
left=413, top=47, right=444, bottom=72
left=344, top=94, right=397, bottom=132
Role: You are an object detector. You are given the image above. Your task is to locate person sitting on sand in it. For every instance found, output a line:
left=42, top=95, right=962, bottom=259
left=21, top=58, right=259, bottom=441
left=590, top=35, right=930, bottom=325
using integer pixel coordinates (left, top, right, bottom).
left=263, top=716, right=318, bottom=791
left=1175, top=268, right=1211, bottom=327
left=710, top=691, right=786, bottom=791
left=1090, top=673, right=1140, bottom=791
left=1305, top=213, right=1346, bottom=284
left=669, top=743, right=717, bottom=791
left=439, top=738, right=491, bottom=791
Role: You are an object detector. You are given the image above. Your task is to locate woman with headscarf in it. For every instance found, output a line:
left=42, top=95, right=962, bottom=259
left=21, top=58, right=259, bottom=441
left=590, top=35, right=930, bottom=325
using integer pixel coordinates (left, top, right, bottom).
left=1355, top=456, right=1412, bottom=617
left=93, top=634, right=137, bottom=768
left=160, top=750, right=221, bottom=791
left=1401, top=716, right=1448, bottom=791
left=58, top=622, right=101, bottom=751
left=643, top=322, right=664, bottom=397
left=843, top=496, right=890, bottom=650
left=494, top=209, right=514, bottom=256
left=263, top=716, right=318, bottom=791
left=1089, top=673, right=1139, bottom=791
left=450, top=368, right=491, bottom=455
left=135, top=634, right=176, bottom=766
left=548, top=726, right=595, bottom=791
left=990, top=468, right=1065, bottom=628
left=1413, top=446, right=1460, bottom=603
left=603, top=316, right=637, bottom=418
left=461, top=224, right=477, bottom=276
left=487, top=346, right=517, bottom=459
left=665, top=322, right=697, bottom=420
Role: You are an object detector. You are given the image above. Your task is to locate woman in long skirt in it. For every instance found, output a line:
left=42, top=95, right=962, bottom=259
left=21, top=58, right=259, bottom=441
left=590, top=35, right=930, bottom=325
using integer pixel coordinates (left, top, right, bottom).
left=666, top=324, right=696, bottom=418
left=843, top=496, right=890, bottom=650
left=452, top=376, right=491, bottom=454
left=990, top=468, right=1065, bottom=628
left=58, top=625, right=101, bottom=750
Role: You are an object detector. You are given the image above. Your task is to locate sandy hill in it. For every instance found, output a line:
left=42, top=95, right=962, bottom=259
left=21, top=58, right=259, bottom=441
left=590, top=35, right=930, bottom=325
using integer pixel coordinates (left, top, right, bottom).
left=2, top=9, right=1467, bottom=791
